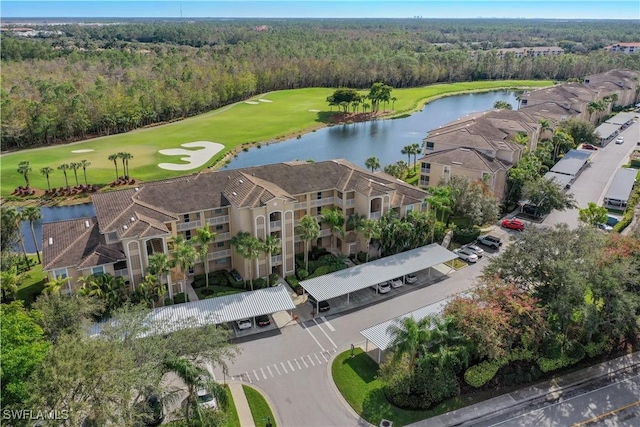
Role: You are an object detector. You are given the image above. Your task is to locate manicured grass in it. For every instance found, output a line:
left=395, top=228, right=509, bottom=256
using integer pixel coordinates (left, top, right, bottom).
left=224, top=385, right=242, bottom=427
left=194, top=285, right=245, bottom=300
left=1, top=81, right=553, bottom=196
left=242, top=385, right=277, bottom=427
left=15, top=257, right=46, bottom=306
left=445, top=259, right=468, bottom=269
left=332, top=348, right=512, bottom=426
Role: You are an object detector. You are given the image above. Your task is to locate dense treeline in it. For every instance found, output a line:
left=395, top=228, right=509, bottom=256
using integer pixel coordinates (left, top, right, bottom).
left=2, top=19, right=640, bottom=150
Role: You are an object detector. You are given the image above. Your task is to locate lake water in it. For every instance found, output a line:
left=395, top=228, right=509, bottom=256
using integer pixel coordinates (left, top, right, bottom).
left=19, top=90, right=518, bottom=253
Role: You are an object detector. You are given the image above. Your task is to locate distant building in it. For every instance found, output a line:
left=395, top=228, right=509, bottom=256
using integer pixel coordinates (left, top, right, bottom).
left=605, top=43, right=640, bottom=54
left=495, top=46, right=564, bottom=58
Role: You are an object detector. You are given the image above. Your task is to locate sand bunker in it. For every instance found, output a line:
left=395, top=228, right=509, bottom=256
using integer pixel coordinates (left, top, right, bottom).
left=158, top=141, right=224, bottom=171
left=71, top=149, right=95, bottom=153
left=245, top=101, right=260, bottom=105
left=258, top=99, right=273, bottom=103
left=308, top=109, right=320, bottom=112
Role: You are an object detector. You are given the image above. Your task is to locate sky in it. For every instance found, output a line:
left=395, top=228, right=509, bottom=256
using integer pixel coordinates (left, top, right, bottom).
left=1, top=0, right=639, bottom=19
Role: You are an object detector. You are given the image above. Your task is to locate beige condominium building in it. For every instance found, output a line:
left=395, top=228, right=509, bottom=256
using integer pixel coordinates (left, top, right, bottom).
left=42, top=159, right=429, bottom=296
left=583, top=69, right=640, bottom=108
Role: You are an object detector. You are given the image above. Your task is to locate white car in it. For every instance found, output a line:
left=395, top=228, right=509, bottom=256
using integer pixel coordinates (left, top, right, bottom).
left=464, top=243, right=484, bottom=258
left=196, top=387, right=217, bottom=409
left=371, top=281, right=391, bottom=294
left=236, top=318, right=252, bottom=330
left=615, top=136, right=624, bottom=144
left=455, top=247, right=479, bottom=263
left=389, top=277, right=404, bottom=288
left=404, top=273, right=418, bottom=284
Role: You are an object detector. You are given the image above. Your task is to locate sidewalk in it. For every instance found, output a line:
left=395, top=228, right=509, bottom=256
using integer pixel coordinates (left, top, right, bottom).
left=406, top=351, right=640, bottom=427
left=228, top=382, right=256, bottom=427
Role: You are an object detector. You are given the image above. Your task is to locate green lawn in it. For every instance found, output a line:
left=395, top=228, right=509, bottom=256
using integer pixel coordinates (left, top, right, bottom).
left=242, top=385, right=277, bottom=427
left=1, top=80, right=552, bottom=196
left=15, top=256, right=46, bottom=306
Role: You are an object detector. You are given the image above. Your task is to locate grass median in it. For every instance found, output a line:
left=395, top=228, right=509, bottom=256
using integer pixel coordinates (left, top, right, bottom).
left=243, top=385, right=277, bottom=427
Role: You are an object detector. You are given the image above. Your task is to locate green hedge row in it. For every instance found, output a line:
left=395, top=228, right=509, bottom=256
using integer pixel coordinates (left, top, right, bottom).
left=464, top=349, right=536, bottom=388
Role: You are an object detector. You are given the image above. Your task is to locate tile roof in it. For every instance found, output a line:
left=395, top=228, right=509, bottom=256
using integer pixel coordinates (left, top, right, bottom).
left=419, top=147, right=509, bottom=172
left=42, top=217, right=125, bottom=271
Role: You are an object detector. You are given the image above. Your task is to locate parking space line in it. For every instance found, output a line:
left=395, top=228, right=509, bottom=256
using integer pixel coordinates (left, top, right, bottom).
left=312, top=318, right=338, bottom=348
left=320, top=316, right=336, bottom=332
left=245, top=372, right=252, bottom=384
left=274, top=364, right=281, bottom=376
left=267, top=366, right=274, bottom=377
left=288, top=360, right=295, bottom=372
left=253, top=370, right=260, bottom=382
left=260, top=367, right=267, bottom=379
left=299, top=358, right=307, bottom=368
left=307, top=355, right=315, bottom=366
left=315, top=354, right=322, bottom=364
left=302, top=321, right=326, bottom=352
left=320, top=352, right=329, bottom=362
left=280, top=362, right=288, bottom=374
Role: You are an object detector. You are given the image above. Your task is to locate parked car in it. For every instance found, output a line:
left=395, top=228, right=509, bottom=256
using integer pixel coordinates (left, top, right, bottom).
left=308, top=295, right=330, bottom=312
left=454, top=247, right=479, bottom=263
left=236, top=318, right=252, bottom=330
left=255, top=314, right=271, bottom=327
left=606, top=215, right=620, bottom=227
left=581, top=143, right=598, bottom=150
left=196, top=387, right=217, bottom=409
left=615, top=136, right=624, bottom=144
left=371, top=281, right=391, bottom=294
left=389, top=277, right=404, bottom=288
left=464, top=243, right=484, bottom=258
left=502, top=218, right=525, bottom=231
left=521, top=204, right=542, bottom=217
left=477, top=235, right=502, bottom=249
left=230, top=269, right=243, bottom=282
left=404, top=273, right=418, bottom=284
left=134, top=395, right=164, bottom=427
left=598, top=223, right=613, bottom=232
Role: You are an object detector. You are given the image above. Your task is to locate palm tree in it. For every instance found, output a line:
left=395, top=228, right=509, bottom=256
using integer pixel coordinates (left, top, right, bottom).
left=22, top=206, right=42, bottom=264
left=79, top=159, right=91, bottom=185
left=108, top=154, right=120, bottom=180
left=16, top=160, right=32, bottom=188
left=493, top=100, right=513, bottom=110
left=44, top=275, right=72, bottom=295
left=513, top=132, right=530, bottom=147
left=40, top=166, right=54, bottom=191
left=391, top=96, right=397, bottom=110
left=58, top=163, right=71, bottom=189
left=77, top=274, right=103, bottom=298
left=148, top=252, right=173, bottom=299
left=1, top=207, right=29, bottom=266
left=365, top=156, right=380, bottom=173
left=69, top=162, right=81, bottom=186
left=296, top=215, right=320, bottom=272
left=427, top=186, right=453, bottom=224
left=119, top=152, right=133, bottom=178
left=401, top=145, right=412, bottom=165
left=118, top=152, right=127, bottom=178
left=194, top=226, right=217, bottom=288
left=387, top=316, right=431, bottom=373
left=320, top=207, right=345, bottom=252
left=172, top=235, right=197, bottom=295
left=124, top=153, right=133, bottom=178
left=230, top=232, right=261, bottom=290
left=97, top=274, right=127, bottom=313
left=261, top=235, right=282, bottom=277
left=356, top=218, right=381, bottom=262
left=0, top=266, right=21, bottom=302
left=410, top=143, right=421, bottom=168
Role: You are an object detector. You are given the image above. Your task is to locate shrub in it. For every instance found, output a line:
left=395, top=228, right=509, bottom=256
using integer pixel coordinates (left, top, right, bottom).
left=200, top=288, right=215, bottom=296
left=310, top=246, right=328, bottom=260
left=464, top=359, right=505, bottom=388
left=192, top=274, right=207, bottom=289
left=537, top=347, right=585, bottom=373
left=173, top=293, right=189, bottom=304
left=297, top=268, right=309, bottom=280
left=252, top=278, right=268, bottom=289
left=584, top=339, right=612, bottom=358
left=231, top=280, right=246, bottom=290
left=268, top=273, right=279, bottom=287
left=357, top=251, right=367, bottom=263
left=285, top=275, right=299, bottom=287
left=163, top=297, right=174, bottom=306
left=453, top=225, right=481, bottom=245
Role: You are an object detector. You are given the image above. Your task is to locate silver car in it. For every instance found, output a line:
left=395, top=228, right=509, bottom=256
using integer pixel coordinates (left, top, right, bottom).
left=455, top=247, right=479, bottom=263
left=464, top=243, right=485, bottom=258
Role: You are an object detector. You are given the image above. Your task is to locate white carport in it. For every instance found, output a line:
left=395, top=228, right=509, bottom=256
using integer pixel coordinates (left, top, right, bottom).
left=90, top=285, right=296, bottom=336
left=360, top=298, right=449, bottom=363
left=299, top=244, right=457, bottom=312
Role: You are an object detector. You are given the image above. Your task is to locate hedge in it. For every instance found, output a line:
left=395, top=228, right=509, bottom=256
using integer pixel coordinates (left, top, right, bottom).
left=173, top=292, right=189, bottom=304
left=452, top=226, right=482, bottom=245
left=464, top=348, right=537, bottom=388
left=164, top=297, right=174, bottom=306
left=537, top=347, right=585, bottom=373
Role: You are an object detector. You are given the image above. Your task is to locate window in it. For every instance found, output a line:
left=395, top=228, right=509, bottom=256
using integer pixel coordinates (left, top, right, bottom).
left=443, top=166, right=451, bottom=174
left=317, top=207, right=322, bottom=215
left=185, top=230, right=191, bottom=240
left=53, top=268, right=68, bottom=279
left=421, top=162, right=431, bottom=173
left=426, top=142, right=435, bottom=151
left=217, top=242, right=225, bottom=247
left=214, top=208, right=223, bottom=214
left=520, top=99, right=528, bottom=105
left=216, top=258, right=229, bottom=264
left=215, top=225, right=223, bottom=231
left=183, top=214, right=190, bottom=223
left=317, top=192, right=322, bottom=199
left=188, top=266, right=194, bottom=275
left=91, top=266, right=105, bottom=276
left=406, top=205, right=414, bottom=214
left=419, top=176, right=430, bottom=186
left=107, top=232, right=118, bottom=242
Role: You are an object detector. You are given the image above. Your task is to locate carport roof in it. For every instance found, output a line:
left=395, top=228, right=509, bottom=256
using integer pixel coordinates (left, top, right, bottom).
left=594, top=123, right=620, bottom=140
left=550, top=149, right=592, bottom=176
left=605, top=112, right=636, bottom=126
left=299, top=244, right=457, bottom=302
left=604, top=168, right=637, bottom=203
left=360, top=298, right=449, bottom=351
left=89, top=285, right=295, bottom=336
left=544, top=172, right=572, bottom=189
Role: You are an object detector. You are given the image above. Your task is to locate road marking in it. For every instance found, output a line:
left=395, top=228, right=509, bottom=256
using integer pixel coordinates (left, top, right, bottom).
left=307, top=355, right=315, bottom=366
left=253, top=370, right=260, bottom=382
left=320, top=316, right=336, bottom=332
left=267, top=366, right=274, bottom=377
left=302, top=321, right=326, bottom=352
left=299, top=358, right=307, bottom=368
left=260, top=367, right=267, bottom=380
left=315, top=353, right=322, bottom=364
left=245, top=372, right=252, bottom=384
left=274, top=364, right=281, bottom=375
left=312, top=318, right=338, bottom=348
left=572, top=400, right=640, bottom=426
left=288, top=360, right=295, bottom=372
left=280, top=362, right=288, bottom=374
left=320, top=351, right=329, bottom=362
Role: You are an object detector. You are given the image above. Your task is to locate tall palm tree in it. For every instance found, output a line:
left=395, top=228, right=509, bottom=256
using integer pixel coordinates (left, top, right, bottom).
left=148, top=252, right=173, bottom=299
left=401, top=145, right=412, bottom=165
left=194, top=226, right=217, bottom=289
left=1, top=207, right=29, bottom=266
left=391, top=96, right=397, bottom=110
left=365, top=156, right=380, bottom=173
left=261, top=235, right=282, bottom=277
left=230, top=232, right=261, bottom=290
left=320, top=207, right=345, bottom=252
left=16, top=160, right=32, bottom=188
left=108, top=154, right=120, bottom=180
left=79, top=159, right=91, bottom=185
left=44, top=275, right=72, bottom=295
left=410, top=143, right=421, bottom=168
left=357, top=218, right=381, bottom=262
left=117, top=152, right=127, bottom=178
left=57, top=163, right=70, bottom=189
left=40, top=166, right=54, bottom=191
left=387, top=316, right=431, bottom=373
left=77, top=274, right=103, bottom=298
left=22, top=206, right=42, bottom=264
left=296, top=215, right=320, bottom=272
left=172, top=235, right=197, bottom=296
left=69, top=162, right=81, bottom=186
left=98, top=274, right=127, bottom=313
left=124, top=153, right=133, bottom=178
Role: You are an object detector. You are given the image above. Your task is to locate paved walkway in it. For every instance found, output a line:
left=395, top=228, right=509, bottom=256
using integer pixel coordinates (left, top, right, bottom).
left=184, top=282, right=199, bottom=302
left=406, top=351, right=640, bottom=427
left=228, top=382, right=256, bottom=427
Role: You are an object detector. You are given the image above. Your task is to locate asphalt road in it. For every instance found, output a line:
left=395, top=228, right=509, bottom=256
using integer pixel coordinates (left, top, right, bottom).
left=544, top=119, right=640, bottom=228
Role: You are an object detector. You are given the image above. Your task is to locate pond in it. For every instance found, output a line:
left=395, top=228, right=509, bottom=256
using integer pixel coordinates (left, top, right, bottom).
left=19, top=90, right=518, bottom=253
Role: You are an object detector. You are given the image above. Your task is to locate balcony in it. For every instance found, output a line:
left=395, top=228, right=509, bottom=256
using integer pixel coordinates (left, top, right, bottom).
left=369, top=212, right=382, bottom=219
left=215, top=232, right=231, bottom=241
left=271, top=255, right=283, bottom=265
left=208, top=249, right=231, bottom=261
left=176, top=219, right=202, bottom=232
left=345, top=199, right=355, bottom=206
left=310, top=197, right=335, bottom=208
left=114, top=269, right=129, bottom=278
left=319, top=229, right=332, bottom=237
left=420, top=167, right=431, bottom=174
left=294, top=201, right=307, bottom=210
left=205, top=215, right=230, bottom=226
left=270, top=220, right=282, bottom=231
